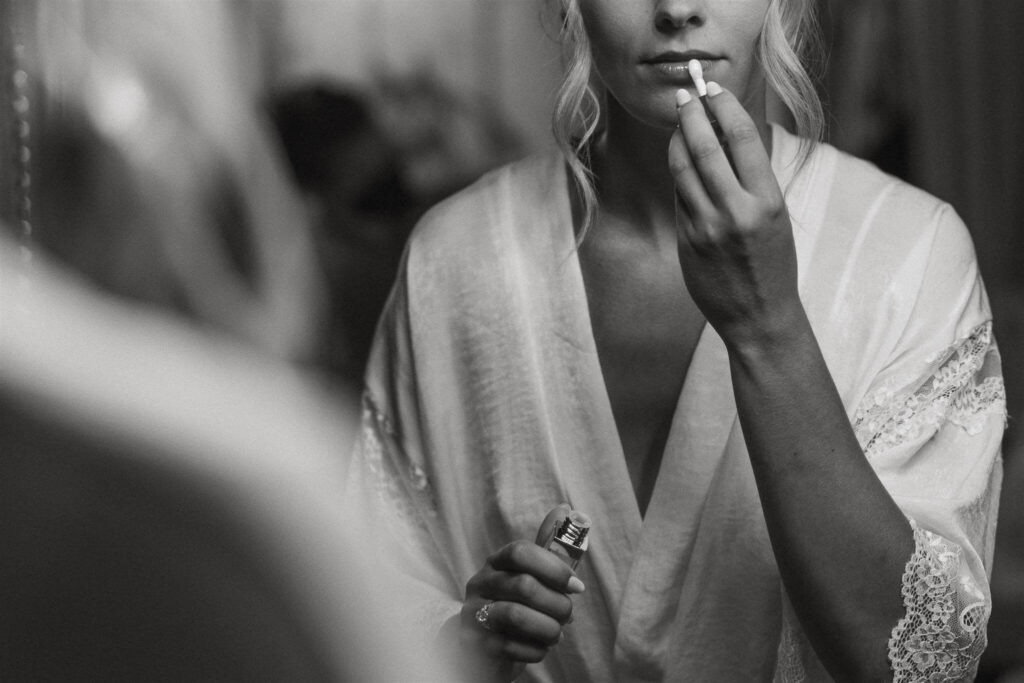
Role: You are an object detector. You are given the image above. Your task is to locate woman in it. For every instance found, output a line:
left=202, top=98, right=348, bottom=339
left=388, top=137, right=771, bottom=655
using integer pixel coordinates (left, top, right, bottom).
left=349, top=1, right=1005, bottom=680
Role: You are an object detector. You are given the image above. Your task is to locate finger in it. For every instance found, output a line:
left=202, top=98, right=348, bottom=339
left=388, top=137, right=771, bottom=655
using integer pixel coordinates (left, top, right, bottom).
left=673, top=190, right=706, bottom=249
left=473, top=571, right=574, bottom=624
left=668, top=125, right=716, bottom=223
left=480, top=631, right=551, bottom=664
left=675, top=87, right=741, bottom=205
left=670, top=129, right=721, bottom=247
left=472, top=599, right=563, bottom=646
left=488, top=541, right=584, bottom=594
left=462, top=602, right=553, bottom=665
left=702, top=82, right=779, bottom=199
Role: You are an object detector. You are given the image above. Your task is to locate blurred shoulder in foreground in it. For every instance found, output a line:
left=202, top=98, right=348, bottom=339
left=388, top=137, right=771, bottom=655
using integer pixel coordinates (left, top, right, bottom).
left=0, top=236, right=446, bottom=681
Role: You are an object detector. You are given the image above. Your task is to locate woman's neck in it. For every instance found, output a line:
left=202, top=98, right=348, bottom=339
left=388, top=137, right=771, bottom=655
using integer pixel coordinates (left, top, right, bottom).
left=592, top=101, right=678, bottom=236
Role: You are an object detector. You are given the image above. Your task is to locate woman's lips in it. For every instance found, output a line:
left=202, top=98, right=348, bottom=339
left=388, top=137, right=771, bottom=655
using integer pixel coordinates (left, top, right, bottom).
left=645, top=58, right=715, bottom=83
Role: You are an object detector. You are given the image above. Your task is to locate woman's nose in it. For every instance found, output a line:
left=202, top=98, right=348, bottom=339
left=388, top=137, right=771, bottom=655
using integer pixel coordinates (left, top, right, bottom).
left=654, top=0, right=706, bottom=33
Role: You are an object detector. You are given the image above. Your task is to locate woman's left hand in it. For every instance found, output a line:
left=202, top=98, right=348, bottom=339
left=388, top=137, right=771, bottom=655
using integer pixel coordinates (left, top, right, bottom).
left=668, top=82, right=804, bottom=351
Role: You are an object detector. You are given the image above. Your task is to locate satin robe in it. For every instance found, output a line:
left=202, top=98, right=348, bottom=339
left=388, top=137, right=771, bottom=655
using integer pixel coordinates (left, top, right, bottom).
left=349, top=126, right=1005, bottom=682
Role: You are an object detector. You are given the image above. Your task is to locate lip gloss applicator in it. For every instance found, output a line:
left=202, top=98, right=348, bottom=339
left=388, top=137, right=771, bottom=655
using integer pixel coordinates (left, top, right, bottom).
left=687, top=59, right=725, bottom=142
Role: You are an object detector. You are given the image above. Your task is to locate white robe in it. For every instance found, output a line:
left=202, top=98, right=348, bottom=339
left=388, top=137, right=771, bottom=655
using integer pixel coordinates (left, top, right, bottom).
left=349, top=125, right=1005, bottom=682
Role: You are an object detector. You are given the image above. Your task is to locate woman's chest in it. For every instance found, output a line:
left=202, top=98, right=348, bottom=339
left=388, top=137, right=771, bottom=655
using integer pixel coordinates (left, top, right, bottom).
left=577, top=235, right=706, bottom=510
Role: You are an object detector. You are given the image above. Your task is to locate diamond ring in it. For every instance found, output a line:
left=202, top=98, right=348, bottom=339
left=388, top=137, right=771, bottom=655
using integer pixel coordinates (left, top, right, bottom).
left=475, top=601, right=495, bottom=631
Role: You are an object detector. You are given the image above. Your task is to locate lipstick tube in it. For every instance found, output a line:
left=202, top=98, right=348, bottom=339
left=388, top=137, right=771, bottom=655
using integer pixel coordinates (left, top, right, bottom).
left=542, top=510, right=591, bottom=571
left=687, top=59, right=726, bottom=144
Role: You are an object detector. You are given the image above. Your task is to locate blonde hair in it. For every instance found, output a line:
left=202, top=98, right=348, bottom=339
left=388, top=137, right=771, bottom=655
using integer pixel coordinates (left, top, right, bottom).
left=551, top=0, right=602, bottom=240
left=757, top=0, right=826, bottom=156
left=552, top=0, right=826, bottom=238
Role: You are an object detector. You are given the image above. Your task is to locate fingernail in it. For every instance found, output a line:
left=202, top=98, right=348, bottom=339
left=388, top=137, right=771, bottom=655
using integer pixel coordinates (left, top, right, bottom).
left=675, top=88, right=692, bottom=108
left=706, top=81, right=723, bottom=97
left=567, top=576, right=585, bottom=594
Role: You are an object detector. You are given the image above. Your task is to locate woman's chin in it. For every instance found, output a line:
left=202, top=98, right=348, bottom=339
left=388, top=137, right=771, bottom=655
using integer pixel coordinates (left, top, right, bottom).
left=611, top=97, right=683, bottom=135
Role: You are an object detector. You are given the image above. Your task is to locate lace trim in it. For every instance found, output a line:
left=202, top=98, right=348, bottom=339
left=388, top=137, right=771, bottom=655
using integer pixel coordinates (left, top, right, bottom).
left=854, top=322, right=1006, bottom=459
left=948, top=376, right=1005, bottom=435
left=355, top=394, right=463, bottom=650
left=354, top=392, right=438, bottom=534
left=773, top=601, right=808, bottom=683
left=888, top=523, right=988, bottom=682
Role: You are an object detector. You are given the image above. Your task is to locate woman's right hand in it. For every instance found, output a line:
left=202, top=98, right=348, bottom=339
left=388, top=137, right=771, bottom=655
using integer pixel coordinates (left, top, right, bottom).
left=455, top=538, right=585, bottom=681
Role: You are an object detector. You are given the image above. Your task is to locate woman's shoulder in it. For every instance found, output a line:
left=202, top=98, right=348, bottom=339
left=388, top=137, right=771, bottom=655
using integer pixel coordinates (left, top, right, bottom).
left=835, top=145, right=973, bottom=264
left=408, top=150, right=566, bottom=253
left=794, top=129, right=961, bottom=230
left=778, top=126, right=973, bottom=262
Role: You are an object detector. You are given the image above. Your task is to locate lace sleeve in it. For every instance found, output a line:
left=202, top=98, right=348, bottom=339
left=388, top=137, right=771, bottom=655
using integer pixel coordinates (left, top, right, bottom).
left=774, top=519, right=994, bottom=683
left=887, top=521, right=989, bottom=682
left=774, top=322, right=1005, bottom=683
left=853, top=322, right=1005, bottom=682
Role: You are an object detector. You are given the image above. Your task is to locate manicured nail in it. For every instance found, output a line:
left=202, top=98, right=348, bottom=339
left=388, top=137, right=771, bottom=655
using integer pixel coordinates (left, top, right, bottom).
left=675, top=88, right=692, bottom=107
left=706, top=81, right=723, bottom=97
left=567, top=576, right=586, bottom=594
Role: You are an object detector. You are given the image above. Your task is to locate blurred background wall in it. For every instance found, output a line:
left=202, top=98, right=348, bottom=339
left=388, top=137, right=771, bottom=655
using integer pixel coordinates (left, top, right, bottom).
left=2, top=0, right=1022, bottom=679
left=268, top=0, right=564, bottom=154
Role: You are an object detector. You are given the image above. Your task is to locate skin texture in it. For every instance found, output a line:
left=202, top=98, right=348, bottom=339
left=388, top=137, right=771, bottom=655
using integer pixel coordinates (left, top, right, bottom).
left=458, top=2, right=914, bottom=680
